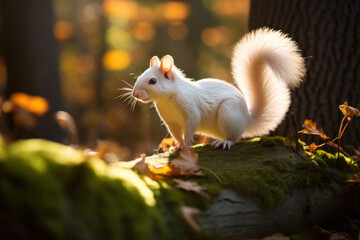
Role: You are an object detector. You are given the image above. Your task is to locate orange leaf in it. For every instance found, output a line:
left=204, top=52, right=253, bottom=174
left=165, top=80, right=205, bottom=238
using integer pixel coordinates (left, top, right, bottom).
left=299, top=119, right=329, bottom=140
left=339, top=101, right=360, bottom=120
left=159, top=138, right=176, bottom=152
left=147, top=164, right=172, bottom=175
left=346, top=178, right=360, bottom=184
left=169, top=147, right=204, bottom=177
left=131, top=154, right=153, bottom=176
left=308, top=143, right=319, bottom=152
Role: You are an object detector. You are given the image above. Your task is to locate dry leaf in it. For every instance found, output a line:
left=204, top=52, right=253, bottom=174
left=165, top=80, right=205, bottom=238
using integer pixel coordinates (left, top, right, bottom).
left=146, top=148, right=204, bottom=177
left=169, top=147, right=204, bottom=177
left=159, top=138, right=176, bottom=152
left=132, top=154, right=153, bottom=176
left=147, top=163, right=172, bottom=175
left=173, top=179, right=210, bottom=199
left=346, top=178, right=360, bottom=184
left=299, top=119, right=329, bottom=139
left=114, top=148, right=203, bottom=179
left=112, top=153, right=166, bottom=180
left=308, top=142, right=319, bottom=152
left=180, top=205, right=201, bottom=232
left=339, top=101, right=360, bottom=120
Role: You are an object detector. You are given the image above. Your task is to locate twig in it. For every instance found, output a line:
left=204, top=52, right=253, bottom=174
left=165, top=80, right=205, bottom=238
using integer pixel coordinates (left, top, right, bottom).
left=290, top=112, right=299, bottom=150
left=199, top=166, right=222, bottom=183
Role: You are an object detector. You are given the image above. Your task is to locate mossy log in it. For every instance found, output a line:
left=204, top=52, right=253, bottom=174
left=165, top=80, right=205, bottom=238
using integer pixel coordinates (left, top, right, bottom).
left=193, top=137, right=357, bottom=238
left=0, top=137, right=356, bottom=239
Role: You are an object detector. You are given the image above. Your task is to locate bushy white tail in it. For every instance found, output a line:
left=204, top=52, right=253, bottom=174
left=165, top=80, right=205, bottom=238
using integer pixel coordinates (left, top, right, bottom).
left=232, top=28, right=305, bottom=138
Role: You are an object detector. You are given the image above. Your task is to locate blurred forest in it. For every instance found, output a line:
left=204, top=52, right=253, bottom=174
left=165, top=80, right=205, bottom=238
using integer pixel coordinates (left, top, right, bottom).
left=0, top=0, right=249, bottom=158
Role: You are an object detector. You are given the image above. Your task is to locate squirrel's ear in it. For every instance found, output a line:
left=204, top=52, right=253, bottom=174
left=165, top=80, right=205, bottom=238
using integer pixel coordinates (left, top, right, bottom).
left=160, top=55, right=173, bottom=76
left=150, top=56, right=160, bottom=67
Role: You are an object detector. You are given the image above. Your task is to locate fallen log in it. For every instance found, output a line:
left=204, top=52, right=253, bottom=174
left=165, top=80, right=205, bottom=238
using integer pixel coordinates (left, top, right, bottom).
left=0, top=137, right=356, bottom=239
left=193, top=137, right=357, bottom=238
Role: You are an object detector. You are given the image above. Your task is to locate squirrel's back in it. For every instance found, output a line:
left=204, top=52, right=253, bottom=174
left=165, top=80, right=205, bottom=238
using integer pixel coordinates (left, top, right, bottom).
left=232, top=28, right=305, bottom=138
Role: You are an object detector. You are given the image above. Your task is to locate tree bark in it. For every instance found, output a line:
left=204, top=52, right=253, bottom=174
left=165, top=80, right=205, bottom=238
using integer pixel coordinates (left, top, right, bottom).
left=1, top=0, right=65, bottom=142
left=249, top=0, right=360, bottom=147
left=200, top=184, right=355, bottom=239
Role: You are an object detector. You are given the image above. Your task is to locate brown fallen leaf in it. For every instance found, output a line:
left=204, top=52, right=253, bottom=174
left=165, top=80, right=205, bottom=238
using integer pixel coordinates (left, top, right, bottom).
left=346, top=177, right=360, bottom=184
left=169, top=147, right=204, bottom=177
left=131, top=154, right=153, bottom=176
left=308, top=142, right=319, bottom=152
left=113, top=148, right=204, bottom=179
left=180, top=205, right=201, bottom=232
left=159, top=138, right=176, bottom=152
left=173, top=179, right=210, bottom=199
left=299, top=119, right=329, bottom=140
left=147, top=163, right=172, bottom=175
left=339, top=101, right=360, bottom=120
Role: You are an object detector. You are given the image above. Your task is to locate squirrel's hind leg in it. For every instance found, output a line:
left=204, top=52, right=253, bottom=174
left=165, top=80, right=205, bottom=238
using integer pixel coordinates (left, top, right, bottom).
left=211, top=140, right=234, bottom=150
left=212, top=98, right=248, bottom=150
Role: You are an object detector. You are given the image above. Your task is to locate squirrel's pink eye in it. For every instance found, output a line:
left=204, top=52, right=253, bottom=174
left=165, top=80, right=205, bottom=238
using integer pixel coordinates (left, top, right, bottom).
left=149, top=78, right=157, bottom=84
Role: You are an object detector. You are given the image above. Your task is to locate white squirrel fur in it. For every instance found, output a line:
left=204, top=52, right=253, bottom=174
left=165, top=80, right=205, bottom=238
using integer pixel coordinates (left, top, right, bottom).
left=132, top=28, right=306, bottom=149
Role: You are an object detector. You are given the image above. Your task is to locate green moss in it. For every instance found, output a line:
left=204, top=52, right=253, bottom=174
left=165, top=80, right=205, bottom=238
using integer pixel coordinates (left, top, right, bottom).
left=0, top=139, right=215, bottom=240
left=259, top=136, right=291, bottom=147
left=192, top=137, right=356, bottom=209
left=168, top=150, right=180, bottom=161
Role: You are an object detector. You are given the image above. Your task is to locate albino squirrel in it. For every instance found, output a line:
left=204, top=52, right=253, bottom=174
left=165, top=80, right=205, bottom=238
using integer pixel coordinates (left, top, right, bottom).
left=131, top=28, right=305, bottom=150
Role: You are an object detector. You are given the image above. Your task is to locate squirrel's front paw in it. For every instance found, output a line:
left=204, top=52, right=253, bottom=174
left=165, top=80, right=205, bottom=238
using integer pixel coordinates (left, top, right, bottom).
left=185, top=138, right=195, bottom=147
left=169, top=139, right=185, bottom=152
left=169, top=146, right=182, bottom=152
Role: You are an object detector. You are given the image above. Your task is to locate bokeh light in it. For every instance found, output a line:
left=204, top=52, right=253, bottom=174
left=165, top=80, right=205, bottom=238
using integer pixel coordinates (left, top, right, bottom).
left=162, top=2, right=190, bottom=21
left=168, top=21, right=188, bottom=40
left=53, top=20, right=73, bottom=41
left=132, top=21, right=156, bottom=41
left=102, top=50, right=131, bottom=71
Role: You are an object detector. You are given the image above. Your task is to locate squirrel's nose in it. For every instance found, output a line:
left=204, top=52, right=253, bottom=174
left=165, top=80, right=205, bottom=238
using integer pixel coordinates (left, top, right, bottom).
left=132, top=91, right=138, bottom=98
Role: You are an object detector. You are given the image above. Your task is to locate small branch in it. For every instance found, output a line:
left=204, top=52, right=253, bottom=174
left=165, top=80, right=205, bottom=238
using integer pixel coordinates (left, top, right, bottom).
left=290, top=112, right=299, bottom=150
left=199, top=166, right=222, bottom=183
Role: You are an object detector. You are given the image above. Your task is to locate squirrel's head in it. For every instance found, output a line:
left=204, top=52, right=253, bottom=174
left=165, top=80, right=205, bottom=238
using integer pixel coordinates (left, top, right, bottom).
left=132, top=55, right=177, bottom=102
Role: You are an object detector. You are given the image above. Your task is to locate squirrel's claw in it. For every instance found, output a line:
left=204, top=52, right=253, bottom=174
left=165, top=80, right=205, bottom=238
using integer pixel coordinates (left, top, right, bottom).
left=169, top=146, right=182, bottom=152
left=211, top=140, right=234, bottom=150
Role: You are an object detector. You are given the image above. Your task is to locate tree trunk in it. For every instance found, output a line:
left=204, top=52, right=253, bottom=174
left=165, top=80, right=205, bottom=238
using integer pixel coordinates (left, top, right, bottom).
left=249, top=0, right=360, bottom=147
left=1, top=0, right=65, bottom=142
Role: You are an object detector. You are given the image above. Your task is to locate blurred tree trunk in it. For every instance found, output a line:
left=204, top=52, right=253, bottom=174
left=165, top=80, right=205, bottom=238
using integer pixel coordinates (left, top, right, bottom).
left=249, top=0, right=360, bottom=147
left=1, top=0, right=65, bottom=142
